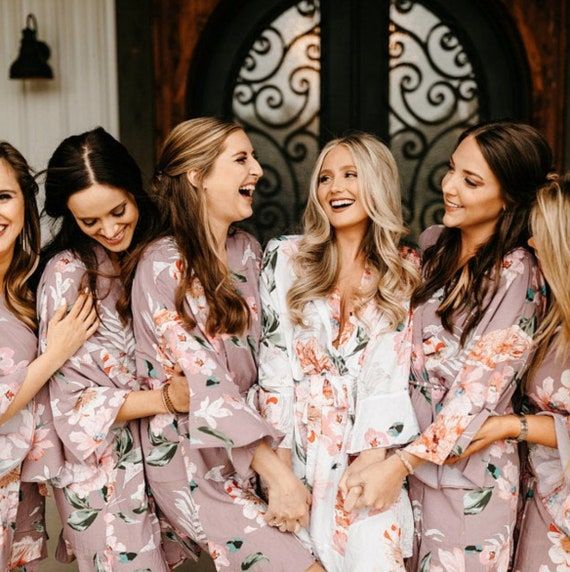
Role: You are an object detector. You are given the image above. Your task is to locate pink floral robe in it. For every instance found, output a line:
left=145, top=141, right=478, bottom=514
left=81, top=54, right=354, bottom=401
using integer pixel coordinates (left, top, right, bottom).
left=405, top=226, right=545, bottom=571
left=513, top=341, right=570, bottom=571
left=131, top=230, right=315, bottom=571
left=257, top=236, right=420, bottom=571
left=0, top=299, right=47, bottom=571
left=26, top=248, right=180, bottom=571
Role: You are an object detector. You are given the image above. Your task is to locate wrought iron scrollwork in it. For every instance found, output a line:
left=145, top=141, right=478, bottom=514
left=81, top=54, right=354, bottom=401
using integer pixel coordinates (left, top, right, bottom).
left=232, top=1, right=320, bottom=243
left=389, top=0, right=483, bottom=237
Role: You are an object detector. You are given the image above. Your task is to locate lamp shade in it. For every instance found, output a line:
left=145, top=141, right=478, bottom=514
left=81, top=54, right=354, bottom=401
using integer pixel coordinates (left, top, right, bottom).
left=9, top=14, right=53, bottom=79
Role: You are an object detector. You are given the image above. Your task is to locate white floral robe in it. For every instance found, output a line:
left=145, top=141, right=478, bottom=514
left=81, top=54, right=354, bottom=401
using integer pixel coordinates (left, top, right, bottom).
left=405, top=226, right=545, bottom=572
left=131, top=231, right=315, bottom=572
left=513, top=340, right=570, bottom=571
left=257, top=236, right=420, bottom=571
left=0, top=299, right=47, bottom=570
left=24, top=248, right=180, bottom=572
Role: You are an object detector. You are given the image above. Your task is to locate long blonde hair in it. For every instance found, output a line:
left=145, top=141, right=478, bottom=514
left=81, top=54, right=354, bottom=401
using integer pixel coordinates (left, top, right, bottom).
left=0, top=144, right=41, bottom=330
left=529, top=173, right=570, bottom=368
left=146, top=117, right=251, bottom=335
left=287, top=133, right=419, bottom=329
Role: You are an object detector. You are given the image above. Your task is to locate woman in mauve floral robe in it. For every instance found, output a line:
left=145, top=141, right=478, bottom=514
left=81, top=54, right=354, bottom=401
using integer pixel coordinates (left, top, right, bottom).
left=452, top=175, right=570, bottom=570
left=0, top=143, right=98, bottom=571
left=130, top=118, right=318, bottom=571
left=343, top=121, right=553, bottom=571
left=23, top=128, right=191, bottom=571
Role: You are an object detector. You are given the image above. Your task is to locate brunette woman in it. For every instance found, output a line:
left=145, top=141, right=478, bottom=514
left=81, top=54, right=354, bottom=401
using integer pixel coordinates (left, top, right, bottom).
left=128, top=117, right=321, bottom=571
left=28, top=128, right=190, bottom=571
left=345, top=121, right=552, bottom=570
left=0, top=142, right=96, bottom=570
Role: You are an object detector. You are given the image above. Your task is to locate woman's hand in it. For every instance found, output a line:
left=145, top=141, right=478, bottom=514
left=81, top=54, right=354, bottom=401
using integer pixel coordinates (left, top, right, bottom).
left=445, top=415, right=519, bottom=463
left=344, top=454, right=407, bottom=512
left=165, top=366, right=190, bottom=413
left=264, top=468, right=311, bottom=533
left=45, top=291, right=99, bottom=369
left=338, top=448, right=386, bottom=500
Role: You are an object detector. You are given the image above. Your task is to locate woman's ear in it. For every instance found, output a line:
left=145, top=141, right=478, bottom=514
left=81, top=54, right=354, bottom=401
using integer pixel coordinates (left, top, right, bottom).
left=186, top=170, right=201, bottom=189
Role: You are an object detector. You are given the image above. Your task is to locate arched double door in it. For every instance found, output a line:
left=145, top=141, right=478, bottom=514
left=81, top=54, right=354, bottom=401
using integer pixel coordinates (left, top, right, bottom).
left=186, top=0, right=530, bottom=242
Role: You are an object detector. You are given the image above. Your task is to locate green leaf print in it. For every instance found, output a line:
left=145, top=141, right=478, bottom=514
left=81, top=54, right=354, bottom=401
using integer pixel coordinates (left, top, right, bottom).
left=146, top=442, right=178, bottom=467
left=145, top=359, right=158, bottom=379
left=63, top=488, right=89, bottom=510
left=486, top=463, right=501, bottom=480
left=463, top=487, right=494, bottom=515
left=226, top=538, right=244, bottom=552
left=67, top=508, right=100, bottom=531
left=465, top=545, right=483, bottom=553
left=197, top=426, right=235, bottom=448
left=230, top=336, right=246, bottom=348
left=419, top=552, right=432, bottom=572
left=206, top=377, right=220, bottom=387
left=352, top=326, right=370, bottom=354
left=231, top=271, right=247, bottom=283
left=118, top=552, right=138, bottom=563
left=241, top=552, right=270, bottom=570
left=388, top=422, right=404, bottom=437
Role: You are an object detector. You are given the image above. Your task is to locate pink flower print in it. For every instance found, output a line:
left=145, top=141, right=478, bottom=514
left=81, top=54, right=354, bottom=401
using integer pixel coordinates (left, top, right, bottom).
left=295, top=338, right=334, bottom=376
left=184, top=350, right=216, bottom=376
left=547, top=523, right=570, bottom=570
left=208, top=542, right=230, bottom=567
left=436, top=547, right=466, bottom=572
left=467, top=326, right=531, bottom=370
left=27, top=426, right=54, bottom=461
left=364, top=428, right=389, bottom=448
left=0, top=347, right=16, bottom=375
left=245, top=296, right=259, bottom=321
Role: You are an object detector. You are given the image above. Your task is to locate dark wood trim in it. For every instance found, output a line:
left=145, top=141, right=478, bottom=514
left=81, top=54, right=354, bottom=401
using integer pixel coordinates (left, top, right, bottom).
left=115, top=0, right=155, bottom=179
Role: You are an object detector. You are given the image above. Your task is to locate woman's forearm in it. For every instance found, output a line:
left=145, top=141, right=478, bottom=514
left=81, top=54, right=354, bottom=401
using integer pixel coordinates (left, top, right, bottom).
left=115, top=389, right=168, bottom=422
left=518, top=414, right=557, bottom=448
left=0, top=349, right=67, bottom=426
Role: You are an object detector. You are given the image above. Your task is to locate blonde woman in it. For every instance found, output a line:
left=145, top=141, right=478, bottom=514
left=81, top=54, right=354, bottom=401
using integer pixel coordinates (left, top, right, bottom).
left=127, top=118, right=321, bottom=571
left=258, top=133, right=420, bottom=570
left=445, top=173, right=570, bottom=570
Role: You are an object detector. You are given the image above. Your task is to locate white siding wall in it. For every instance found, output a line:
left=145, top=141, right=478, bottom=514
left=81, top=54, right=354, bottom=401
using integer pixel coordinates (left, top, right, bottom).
left=0, top=0, right=118, bottom=180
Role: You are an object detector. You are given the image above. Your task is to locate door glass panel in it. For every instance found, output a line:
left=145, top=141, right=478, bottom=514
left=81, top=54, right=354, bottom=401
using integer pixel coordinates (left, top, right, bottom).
left=389, top=0, right=481, bottom=236
left=232, top=1, right=320, bottom=242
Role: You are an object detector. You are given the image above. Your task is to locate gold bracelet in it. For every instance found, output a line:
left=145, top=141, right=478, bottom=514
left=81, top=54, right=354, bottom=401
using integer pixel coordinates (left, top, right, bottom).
left=161, top=384, right=178, bottom=414
left=516, top=415, right=529, bottom=442
left=394, top=449, right=414, bottom=475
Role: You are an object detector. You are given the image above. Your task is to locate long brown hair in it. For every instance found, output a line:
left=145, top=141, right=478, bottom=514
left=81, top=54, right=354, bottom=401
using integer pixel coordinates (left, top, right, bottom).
left=287, top=133, right=419, bottom=330
left=527, top=173, right=570, bottom=375
left=412, top=121, right=553, bottom=345
left=125, top=117, right=251, bottom=336
left=0, top=143, right=41, bottom=330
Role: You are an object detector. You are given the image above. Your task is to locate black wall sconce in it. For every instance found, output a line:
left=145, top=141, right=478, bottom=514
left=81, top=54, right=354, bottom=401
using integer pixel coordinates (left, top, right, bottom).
left=9, top=14, right=54, bottom=80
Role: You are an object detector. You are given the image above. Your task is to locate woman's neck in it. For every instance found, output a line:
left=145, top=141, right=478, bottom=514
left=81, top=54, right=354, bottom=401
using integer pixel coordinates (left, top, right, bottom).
left=209, top=218, right=230, bottom=267
left=335, top=228, right=366, bottom=283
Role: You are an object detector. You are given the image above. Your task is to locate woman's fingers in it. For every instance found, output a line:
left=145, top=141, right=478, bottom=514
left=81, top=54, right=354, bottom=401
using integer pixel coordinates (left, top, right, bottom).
left=67, top=290, right=88, bottom=319
left=76, top=292, right=95, bottom=321
left=343, top=484, right=363, bottom=512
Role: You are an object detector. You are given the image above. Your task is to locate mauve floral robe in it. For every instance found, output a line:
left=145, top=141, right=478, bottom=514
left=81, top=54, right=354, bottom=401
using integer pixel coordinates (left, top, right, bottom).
left=405, top=226, right=544, bottom=572
left=0, top=299, right=47, bottom=571
left=513, top=341, right=570, bottom=571
left=131, top=231, right=315, bottom=572
left=27, top=248, right=177, bottom=571
left=257, top=236, right=420, bottom=571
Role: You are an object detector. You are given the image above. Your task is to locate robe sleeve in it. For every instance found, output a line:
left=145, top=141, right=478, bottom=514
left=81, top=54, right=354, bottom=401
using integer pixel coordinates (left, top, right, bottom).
left=133, top=243, right=282, bottom=477
left=349, top=314, right=420, bottom=453
left=406, top=249, right=543, bottom=464
left=38, top=256, right=129, bottom=463
left=257, top=239, right=298, bottom=449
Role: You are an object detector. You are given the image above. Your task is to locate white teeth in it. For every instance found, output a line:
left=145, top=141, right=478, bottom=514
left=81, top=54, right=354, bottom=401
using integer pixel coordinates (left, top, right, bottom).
left=239, top=184, right=255, bottom=197
left=330, top=199, right=355, bottom=208
left=446, top=200, right=461, bottom=208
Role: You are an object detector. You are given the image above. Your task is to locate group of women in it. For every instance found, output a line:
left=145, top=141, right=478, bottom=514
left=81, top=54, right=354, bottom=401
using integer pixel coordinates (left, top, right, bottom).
left=0, top=116, right=567, bottom=572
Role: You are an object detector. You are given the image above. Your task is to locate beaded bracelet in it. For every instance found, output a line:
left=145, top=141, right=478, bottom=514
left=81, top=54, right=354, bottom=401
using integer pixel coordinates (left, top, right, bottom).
left=394, top=449, right=414, bottom=475
left=516, top=415, right=529, bottom=442
left=161, top=384, right=178, bottom=414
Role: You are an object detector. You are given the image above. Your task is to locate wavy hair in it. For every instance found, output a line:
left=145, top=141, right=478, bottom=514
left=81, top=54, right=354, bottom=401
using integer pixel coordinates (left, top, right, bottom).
left=125, top=117, right=251, bottom=336
left=412, top=121, right=553, bottom=345
left=0, top=143, right=41, bottom=329
left=287, top=132, right=420, bottom=330
left=41, top=127, right=161, bottom=321
left=528, top=173, right=570, bottom=371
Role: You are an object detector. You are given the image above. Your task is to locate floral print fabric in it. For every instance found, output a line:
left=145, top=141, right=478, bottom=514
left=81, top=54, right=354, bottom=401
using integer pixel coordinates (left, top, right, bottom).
left=0, top=299, right=46, bottom=570
left=405, top=225, right=545, bottom=571
left=257, top=236, right=420, bottom=571
left=131, top=231, right=314, bottom=571
left=28, top=248, right=173, bottom=571
left=513, top=342, right=570, bottom=571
